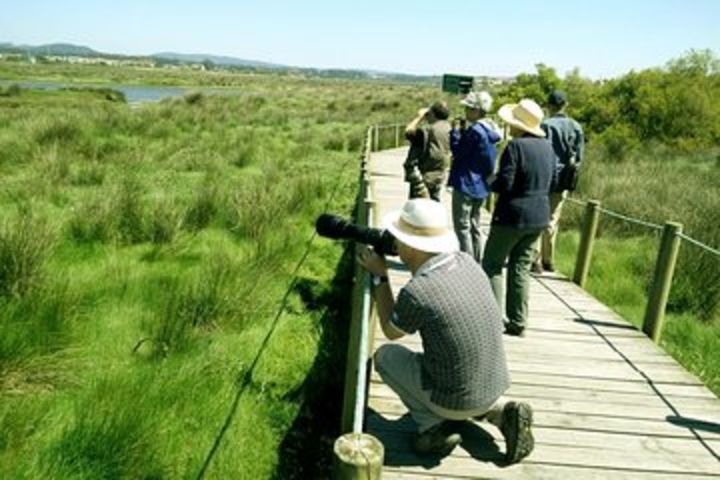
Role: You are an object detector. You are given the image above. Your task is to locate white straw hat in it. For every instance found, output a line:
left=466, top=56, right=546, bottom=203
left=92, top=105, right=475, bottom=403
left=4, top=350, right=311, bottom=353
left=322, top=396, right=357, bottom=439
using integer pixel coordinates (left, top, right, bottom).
left=498, top=99, right=546, bottom=137
left=382, top=199, right=459, bottom=254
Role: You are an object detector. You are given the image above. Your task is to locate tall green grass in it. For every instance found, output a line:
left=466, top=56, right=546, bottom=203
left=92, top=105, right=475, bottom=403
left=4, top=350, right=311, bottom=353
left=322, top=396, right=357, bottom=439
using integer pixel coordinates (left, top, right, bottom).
left=0, top=77, right=447, bottom=478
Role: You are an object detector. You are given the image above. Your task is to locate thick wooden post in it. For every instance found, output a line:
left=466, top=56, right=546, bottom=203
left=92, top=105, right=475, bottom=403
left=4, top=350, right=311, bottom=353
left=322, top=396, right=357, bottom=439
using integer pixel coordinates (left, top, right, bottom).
left=333, top=433, right=384, bottom=480
left=643, top=222, right=682, bottom=343
left=373, top=125, right=379, bottom=152
left=573, top=200, right=601, bottom=287
left=394, top=124, right=400, bottom=148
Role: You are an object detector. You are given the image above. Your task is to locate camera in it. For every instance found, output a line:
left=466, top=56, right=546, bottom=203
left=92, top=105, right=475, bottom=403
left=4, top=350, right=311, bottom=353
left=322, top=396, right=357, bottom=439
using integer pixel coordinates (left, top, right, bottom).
left=405, top=165, right=430, bottom=199
left=315, top=214, right=397, bottom=256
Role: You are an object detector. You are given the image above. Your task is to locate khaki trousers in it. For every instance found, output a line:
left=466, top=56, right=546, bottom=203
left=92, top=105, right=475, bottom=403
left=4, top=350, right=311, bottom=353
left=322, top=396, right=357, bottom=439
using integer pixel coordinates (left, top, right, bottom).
left=540, top=191, right=567, bottom=266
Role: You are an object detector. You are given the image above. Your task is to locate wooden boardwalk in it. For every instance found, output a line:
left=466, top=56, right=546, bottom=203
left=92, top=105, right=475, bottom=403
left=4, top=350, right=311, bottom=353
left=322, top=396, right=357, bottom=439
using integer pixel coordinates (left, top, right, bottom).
left=365, top=147, right=720, bottom=479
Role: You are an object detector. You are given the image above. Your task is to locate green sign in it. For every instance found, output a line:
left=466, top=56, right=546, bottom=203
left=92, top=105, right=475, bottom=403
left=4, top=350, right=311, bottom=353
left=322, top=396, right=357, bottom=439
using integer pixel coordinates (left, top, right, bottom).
left=442, top=74, right=474, bottom=94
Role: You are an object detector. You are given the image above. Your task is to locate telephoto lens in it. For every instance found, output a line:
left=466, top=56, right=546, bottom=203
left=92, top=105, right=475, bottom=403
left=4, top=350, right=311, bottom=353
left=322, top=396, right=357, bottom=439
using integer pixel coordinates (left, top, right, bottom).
left=315, top=214, right=397, bottom=256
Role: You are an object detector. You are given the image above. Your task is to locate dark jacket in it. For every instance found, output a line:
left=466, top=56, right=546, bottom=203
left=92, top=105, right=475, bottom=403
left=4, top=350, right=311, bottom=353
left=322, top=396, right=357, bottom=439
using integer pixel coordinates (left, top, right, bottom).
left=448, top=121, right=502, bottom=200
left=491, top=135, right=557, bottom=228
left=406, top=120, right=452, bottom=174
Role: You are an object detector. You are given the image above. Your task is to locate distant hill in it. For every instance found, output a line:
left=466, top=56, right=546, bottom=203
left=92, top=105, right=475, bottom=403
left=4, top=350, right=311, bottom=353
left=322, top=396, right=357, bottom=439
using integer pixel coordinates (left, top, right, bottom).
left=0, top=41, right=440, bottom=84
left=151, top=52, right=283, bottom=69
left=0, top=42, right=100, bottom=56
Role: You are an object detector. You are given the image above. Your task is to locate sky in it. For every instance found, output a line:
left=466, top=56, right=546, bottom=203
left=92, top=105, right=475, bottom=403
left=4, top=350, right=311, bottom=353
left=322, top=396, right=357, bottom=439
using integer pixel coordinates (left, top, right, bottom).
left=2, top=0, right=720, bottom=79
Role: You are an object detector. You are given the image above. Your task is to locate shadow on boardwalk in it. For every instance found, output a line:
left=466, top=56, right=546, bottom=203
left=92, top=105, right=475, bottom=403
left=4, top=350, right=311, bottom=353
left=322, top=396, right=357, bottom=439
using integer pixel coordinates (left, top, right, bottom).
left=366, top=409, right=508, bottom=469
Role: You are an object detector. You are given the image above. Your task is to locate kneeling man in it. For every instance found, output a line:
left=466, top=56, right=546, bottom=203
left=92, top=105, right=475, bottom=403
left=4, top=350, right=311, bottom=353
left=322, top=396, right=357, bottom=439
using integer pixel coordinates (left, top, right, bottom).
left=357, top=198, right=534, bottom=463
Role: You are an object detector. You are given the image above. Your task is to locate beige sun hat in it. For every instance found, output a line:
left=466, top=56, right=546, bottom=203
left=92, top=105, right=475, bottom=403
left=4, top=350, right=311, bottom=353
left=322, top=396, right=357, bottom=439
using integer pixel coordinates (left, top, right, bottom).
left=498, top=99, right=546, bottom=137
left=382, top=199, right=459, bottom=254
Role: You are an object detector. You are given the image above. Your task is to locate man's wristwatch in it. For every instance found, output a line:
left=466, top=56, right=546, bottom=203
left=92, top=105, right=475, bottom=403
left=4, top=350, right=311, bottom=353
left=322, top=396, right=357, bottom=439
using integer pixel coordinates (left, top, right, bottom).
left=371, top=274, right=388, bottom=287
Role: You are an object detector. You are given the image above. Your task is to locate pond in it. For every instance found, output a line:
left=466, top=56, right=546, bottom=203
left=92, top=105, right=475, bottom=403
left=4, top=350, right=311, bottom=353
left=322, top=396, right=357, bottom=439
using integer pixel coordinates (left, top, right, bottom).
left=0, top=79, right=243, bottom=104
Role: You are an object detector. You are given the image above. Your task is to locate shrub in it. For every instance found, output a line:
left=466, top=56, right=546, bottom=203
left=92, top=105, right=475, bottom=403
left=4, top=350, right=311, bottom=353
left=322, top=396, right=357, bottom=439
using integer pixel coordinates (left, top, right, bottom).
left=0, top=213, right=55, bottom=299
left=116, top=177, right=146, bottom=244
left=67, top=198, right=115, bottom=244
left=184, top=177, right=220, bottom=232
left=147, top=197, right=183, bottom=244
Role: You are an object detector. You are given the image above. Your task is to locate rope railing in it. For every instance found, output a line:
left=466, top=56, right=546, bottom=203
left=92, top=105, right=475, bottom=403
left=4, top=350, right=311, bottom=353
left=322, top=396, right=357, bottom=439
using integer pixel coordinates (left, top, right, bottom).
left=566, top=195, right=719, bottom=255
left=565, top=194, right=718, bottom=343
left=678, top=232, right=720, bottom=257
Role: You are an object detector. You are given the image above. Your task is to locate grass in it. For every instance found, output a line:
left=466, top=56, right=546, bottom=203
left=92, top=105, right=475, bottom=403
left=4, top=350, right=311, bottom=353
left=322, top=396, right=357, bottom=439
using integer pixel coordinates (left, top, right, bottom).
left=0, top=70, right=452, bottom=479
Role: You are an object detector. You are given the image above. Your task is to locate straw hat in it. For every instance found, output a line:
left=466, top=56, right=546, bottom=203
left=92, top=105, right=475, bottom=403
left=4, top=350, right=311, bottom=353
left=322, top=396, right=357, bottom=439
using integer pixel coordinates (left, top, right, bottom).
left=498, top=99, right=546, bottom=137
left=383, top=199, right=458, bottom=254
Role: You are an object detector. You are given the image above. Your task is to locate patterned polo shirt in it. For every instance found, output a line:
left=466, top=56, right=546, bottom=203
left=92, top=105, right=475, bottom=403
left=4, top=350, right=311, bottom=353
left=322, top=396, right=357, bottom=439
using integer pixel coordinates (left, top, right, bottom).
left=391, top=251, right=510, bottom=411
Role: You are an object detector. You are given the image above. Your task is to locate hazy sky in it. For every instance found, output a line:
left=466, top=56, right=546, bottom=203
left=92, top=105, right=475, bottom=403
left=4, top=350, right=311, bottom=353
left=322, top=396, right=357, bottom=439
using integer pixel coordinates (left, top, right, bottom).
left=2, top=0, right=719, bottom=78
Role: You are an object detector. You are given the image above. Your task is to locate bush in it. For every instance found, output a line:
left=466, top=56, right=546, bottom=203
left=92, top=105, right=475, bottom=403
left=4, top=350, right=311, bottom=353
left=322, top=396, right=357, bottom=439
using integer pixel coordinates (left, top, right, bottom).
left=0, top=213, right=55, bottom=299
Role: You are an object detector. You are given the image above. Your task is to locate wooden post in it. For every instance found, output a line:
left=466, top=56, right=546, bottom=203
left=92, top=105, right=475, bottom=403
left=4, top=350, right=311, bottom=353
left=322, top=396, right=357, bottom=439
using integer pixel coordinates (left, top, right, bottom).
left=573, top=200, right=601, bottom=288
left=373, top=125, right=379, bottom=152
left=643, top=222, right=682, bottom=343
left=394, top=124, right=400, bottom=148
left=334, top=433, right=384, bottom=480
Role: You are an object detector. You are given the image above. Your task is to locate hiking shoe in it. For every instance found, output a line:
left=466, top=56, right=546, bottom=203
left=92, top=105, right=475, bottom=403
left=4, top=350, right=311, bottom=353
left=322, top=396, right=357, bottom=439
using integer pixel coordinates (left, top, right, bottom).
left=501, top=401, right=534, bottom=464
left=413, top=422, right=462, bottom=456
left=504, top=323, right=526, bottom=337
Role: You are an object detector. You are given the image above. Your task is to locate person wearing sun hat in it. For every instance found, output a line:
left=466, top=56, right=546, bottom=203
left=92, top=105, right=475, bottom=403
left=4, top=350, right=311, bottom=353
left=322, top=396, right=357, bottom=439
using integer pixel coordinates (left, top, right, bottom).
left=356, top=198, right=535, bottom=463
left=482, top=99, right=558, bottom=337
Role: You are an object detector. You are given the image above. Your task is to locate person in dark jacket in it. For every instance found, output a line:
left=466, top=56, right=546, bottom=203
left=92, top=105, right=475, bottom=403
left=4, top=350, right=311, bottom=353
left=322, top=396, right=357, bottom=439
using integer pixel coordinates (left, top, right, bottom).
left=404, top=102, right=452, bottom=202
left=448, top=91, right=502, bottom=262
left=532, top=90, right=585, bottom=273
left=482, top=99, right=557, bottom=336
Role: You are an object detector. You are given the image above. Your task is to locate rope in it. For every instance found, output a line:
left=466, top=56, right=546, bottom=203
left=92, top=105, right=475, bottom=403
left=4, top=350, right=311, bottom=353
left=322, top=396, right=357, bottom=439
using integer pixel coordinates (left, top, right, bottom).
left=678, top=233, right=720, bottom=257
left=567, top=195, right=720, bottom=256
left=597, top=207, right=664, bottom=231
left=195, top=130, right=372, bottom=480
left=565, top=196, right=663, bottom=231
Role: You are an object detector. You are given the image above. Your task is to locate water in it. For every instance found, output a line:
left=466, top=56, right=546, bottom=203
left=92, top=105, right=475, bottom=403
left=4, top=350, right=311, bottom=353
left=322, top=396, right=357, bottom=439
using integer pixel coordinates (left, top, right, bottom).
left=0, top=80, right=243, bottom=104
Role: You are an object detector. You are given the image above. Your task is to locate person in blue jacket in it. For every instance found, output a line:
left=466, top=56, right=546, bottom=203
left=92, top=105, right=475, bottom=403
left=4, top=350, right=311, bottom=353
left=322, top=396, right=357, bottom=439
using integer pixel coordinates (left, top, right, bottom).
left=448, top=91, right=502, bottom=262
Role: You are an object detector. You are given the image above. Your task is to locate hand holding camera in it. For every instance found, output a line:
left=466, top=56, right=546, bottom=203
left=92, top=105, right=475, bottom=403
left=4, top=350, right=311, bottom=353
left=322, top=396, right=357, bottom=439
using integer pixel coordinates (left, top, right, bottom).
left=453, top=116, right=467, bottom=130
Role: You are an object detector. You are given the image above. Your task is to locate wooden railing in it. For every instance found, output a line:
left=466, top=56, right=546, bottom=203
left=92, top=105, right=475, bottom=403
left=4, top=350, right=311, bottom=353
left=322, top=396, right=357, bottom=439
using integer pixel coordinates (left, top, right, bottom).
left=334, top=126, right=383, bottom=480
left=568, top=197, right=718, bottom=343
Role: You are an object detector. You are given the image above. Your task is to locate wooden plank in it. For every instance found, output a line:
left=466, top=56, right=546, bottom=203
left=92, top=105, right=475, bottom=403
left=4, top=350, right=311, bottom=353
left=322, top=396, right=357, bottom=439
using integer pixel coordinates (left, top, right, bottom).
left=372, top=429, right=720, bottom=475
left=364, top=147, right=720, bottom=479
left=369, top=394, right=720, bottom=435
left=382, top=468, right=719, bottom=480
left=369, top=381, right=720, bottom=414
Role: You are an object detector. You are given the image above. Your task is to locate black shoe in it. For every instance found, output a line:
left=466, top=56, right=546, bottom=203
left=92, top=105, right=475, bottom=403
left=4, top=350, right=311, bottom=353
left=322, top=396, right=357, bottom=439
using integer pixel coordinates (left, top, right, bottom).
left=504, top=323, right=526, bottom=337
left=413, top=422, right=462, bottom=456
left=501, top=401, right=534, bottom=464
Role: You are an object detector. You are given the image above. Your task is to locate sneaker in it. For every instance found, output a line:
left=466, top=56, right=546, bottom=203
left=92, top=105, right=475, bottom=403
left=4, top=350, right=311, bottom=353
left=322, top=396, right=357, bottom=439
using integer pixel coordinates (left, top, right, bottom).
left=500, top=401, right=534, bottom=464
left=413, top=422, right=462, bottom=456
